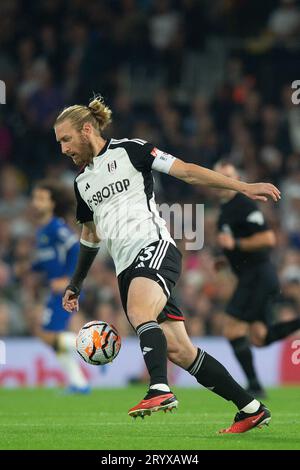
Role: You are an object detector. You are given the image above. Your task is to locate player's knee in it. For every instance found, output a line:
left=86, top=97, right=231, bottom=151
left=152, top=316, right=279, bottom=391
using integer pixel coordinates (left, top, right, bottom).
left=128, top=310, right=157, bottom=329
left=223, top=317, right=247, bottom=340
left=249, top=333, right=264, bottom=347
left=127, top=298, right=164, bottom=326
left=223, top=324, right=239, bottom=340
left=223, top=324, right=233, bottom=339
left=36, top=329, right=57, bottom=348
left=253, top=339, right=264, bottom=347
left=250, top=322, right=267, bottom=347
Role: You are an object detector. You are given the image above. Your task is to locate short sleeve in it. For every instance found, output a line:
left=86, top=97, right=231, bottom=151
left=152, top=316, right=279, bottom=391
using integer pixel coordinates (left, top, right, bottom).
left=244, top=209, right=268, bottom=234
left=74, top=180, right=94, bottom=224
left=109, top=138, right=177, bottom=173
left=109, top=140, right=155, bottom=172
left=242, top=200, right=269, bottom=235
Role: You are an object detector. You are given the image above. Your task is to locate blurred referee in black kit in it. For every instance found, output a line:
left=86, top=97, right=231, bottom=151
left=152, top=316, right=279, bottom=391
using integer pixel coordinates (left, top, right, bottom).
left=214, top=160, right=300, bottom=397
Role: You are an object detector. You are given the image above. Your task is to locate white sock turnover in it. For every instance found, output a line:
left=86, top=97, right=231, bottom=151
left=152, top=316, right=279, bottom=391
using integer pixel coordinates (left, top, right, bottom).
left=241, top=399, right=260, bottom=414
left=150, top=383, right=171, bottom=393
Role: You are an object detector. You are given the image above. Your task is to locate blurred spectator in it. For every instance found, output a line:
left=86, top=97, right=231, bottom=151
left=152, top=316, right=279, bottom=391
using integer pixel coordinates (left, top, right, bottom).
left=0, top=166, right=28, bottom=219
left=267, top=0, right=300, bottom=45
left=149, top=0, right=181, bottom=52
left=0, top=302, right=10, bottom=336
left=0, top=117, right=13, bottom=163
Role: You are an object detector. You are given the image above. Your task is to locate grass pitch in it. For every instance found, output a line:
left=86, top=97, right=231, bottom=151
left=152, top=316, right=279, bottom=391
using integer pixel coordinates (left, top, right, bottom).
left=0, top=386, right=299, bottom=450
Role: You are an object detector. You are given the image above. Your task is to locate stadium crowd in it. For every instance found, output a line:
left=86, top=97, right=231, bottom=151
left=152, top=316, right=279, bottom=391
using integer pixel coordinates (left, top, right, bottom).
left=1, top=0, right=300, bottom=337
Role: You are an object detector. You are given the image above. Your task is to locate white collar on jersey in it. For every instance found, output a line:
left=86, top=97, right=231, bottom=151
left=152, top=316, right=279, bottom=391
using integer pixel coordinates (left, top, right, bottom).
left=87, top=139, right=111, bottom=168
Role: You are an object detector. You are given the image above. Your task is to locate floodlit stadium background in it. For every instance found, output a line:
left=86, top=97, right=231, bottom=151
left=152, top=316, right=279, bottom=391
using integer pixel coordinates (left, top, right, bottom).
left=0, top=0, right=300, bottom=387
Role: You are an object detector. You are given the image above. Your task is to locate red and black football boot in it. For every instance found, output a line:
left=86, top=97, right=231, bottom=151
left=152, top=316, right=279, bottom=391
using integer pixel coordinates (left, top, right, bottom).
left=219, top=403, right=271, bottom=434
left=128, top=389, right=178, bottom=419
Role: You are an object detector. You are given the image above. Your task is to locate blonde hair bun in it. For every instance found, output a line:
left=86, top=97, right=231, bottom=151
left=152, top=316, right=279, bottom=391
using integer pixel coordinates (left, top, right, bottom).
left=88, top=95, right=112, bottom=131
left=55, top=94, right=112, bottom=132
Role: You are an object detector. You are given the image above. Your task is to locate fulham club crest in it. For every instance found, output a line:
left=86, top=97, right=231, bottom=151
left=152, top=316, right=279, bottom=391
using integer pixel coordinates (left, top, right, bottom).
left=108, top=160, right=117, bottom=173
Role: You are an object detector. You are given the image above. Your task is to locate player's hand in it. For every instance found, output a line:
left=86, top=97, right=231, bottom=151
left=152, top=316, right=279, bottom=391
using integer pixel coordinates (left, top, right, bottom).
left=217, top=233, right=235, bottom=250
left=243, top=182, right=281, bottom=202
left=62, top=287, right=80, bottom=313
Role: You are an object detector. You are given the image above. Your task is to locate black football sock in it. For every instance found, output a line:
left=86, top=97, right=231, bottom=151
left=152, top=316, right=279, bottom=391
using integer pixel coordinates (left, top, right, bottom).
left=230, top=336, right=262, bottom=389
left=136, top=321, right=168, bottom=388
left=187, top=348, right=253, bottom=409
left=264, top=318, right=300, bottom=345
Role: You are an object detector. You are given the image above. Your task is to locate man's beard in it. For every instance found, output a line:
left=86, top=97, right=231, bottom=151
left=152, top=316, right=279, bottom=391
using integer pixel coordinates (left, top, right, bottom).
left=75, top=140, right=94, bottom=166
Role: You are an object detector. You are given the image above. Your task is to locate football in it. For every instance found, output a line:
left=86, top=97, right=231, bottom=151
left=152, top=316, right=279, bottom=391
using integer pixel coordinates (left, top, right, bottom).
left=76, top=320, right=121, bottom=365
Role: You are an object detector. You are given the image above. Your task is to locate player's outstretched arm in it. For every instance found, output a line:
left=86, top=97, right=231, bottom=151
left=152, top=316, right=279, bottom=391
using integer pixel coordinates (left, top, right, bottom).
left=62, top=222, right=101, bottom=313
left=169, top=158, right=281, bottom=202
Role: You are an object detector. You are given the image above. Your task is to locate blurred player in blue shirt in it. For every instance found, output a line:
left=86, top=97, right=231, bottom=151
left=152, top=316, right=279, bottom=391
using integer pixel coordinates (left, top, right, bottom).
left=31, top=180, right=90, bottom=393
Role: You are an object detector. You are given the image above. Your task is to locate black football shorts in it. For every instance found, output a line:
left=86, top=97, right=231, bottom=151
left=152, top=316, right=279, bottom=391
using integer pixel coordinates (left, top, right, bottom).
left=118, top=240, right=184, bottom=324
left=226, top=261, right=280, bottom=324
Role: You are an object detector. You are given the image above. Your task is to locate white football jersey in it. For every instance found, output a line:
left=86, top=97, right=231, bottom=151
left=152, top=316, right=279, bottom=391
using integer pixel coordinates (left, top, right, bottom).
left=74, top=138, right=177, bottom=275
